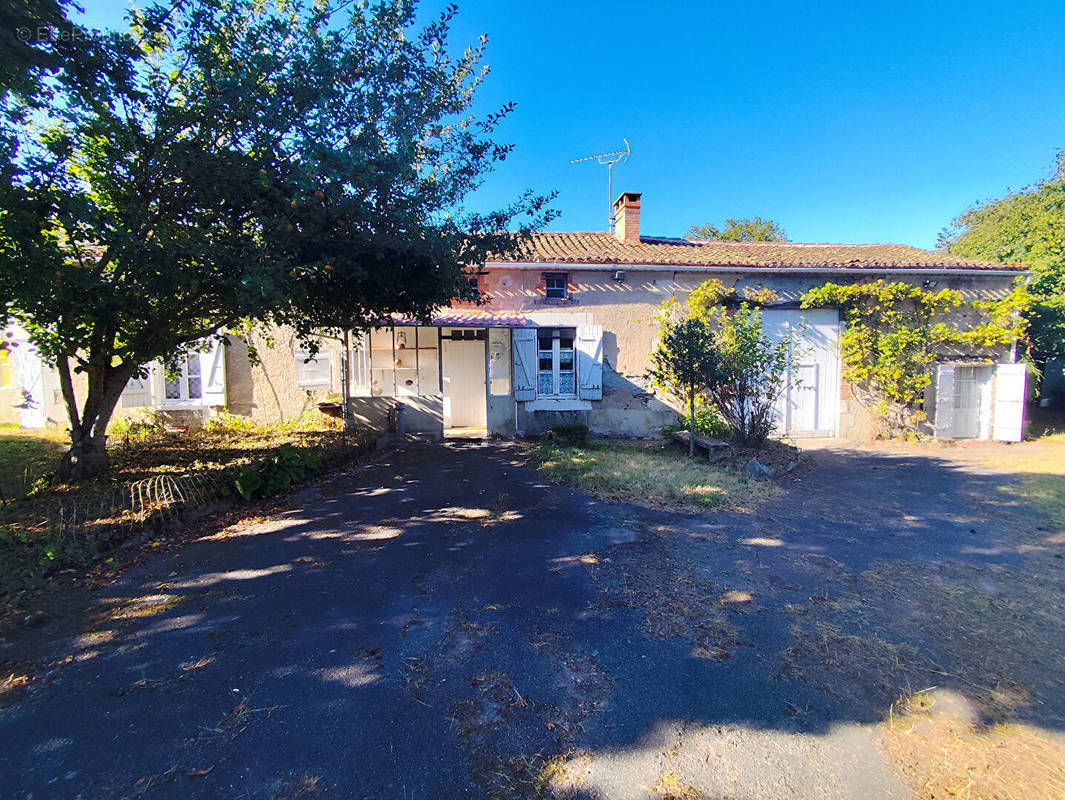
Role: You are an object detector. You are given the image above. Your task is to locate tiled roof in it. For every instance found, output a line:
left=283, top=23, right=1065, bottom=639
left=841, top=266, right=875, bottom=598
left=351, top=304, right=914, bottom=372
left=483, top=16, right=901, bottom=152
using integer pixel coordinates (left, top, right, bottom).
left=493, top=232, right=1024, bottom=271
left=392, top=310, right=527, bottom=327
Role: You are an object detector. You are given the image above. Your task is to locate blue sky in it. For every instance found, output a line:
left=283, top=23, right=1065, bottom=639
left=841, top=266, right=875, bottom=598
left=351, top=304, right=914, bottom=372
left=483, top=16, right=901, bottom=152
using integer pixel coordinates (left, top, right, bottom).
left=77, top=0, right=1065, bottom=248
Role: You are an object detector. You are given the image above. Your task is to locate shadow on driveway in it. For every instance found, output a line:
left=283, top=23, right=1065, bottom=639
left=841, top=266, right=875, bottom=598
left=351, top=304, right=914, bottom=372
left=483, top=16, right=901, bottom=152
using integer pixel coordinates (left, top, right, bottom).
left=1, top=440, right=1062, bottom=799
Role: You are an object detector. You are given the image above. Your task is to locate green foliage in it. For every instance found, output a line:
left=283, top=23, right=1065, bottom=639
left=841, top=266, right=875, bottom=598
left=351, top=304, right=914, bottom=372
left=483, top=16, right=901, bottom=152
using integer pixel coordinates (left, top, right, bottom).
left=648, top=316, right=720, bottom=455
left=203, top=411, right=259, bottom=436
left=231, top=444, right=323, bottom=500
left=546, top=423, right=588, bottom=447
left=663, top=399, right=731, bottom=441
left=699, top=304, right=795, bottom=447
left=684, top=279, right=780, bottom=314
left=652, top=285, right=796, bottom=448
left=941, top=155, right=1065, bottom=368
left=0, top=0, right=555, bottom=480
left=687, top=217, right=788, bottom=242
left=800, top=280, right=1025, bottom=410
left=107, top=414, right=161, bottom=443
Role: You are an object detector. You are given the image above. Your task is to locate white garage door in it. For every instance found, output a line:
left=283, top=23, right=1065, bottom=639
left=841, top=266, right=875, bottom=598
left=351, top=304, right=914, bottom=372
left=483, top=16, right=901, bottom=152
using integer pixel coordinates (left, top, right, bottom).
left=762, top=309, right=841, bottom=437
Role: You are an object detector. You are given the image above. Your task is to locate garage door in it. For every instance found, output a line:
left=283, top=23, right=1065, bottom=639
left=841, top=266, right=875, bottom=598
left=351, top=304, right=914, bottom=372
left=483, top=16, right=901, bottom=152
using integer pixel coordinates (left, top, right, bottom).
left=762, top=309, right=841, bottom=437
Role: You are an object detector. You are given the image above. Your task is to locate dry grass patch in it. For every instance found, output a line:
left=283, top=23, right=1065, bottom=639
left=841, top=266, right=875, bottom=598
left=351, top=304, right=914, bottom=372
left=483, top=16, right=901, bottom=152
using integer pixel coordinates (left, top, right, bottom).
left=531, top=439, right=778, bottom=511
left=882, top=689, right=1065, bottom=800
left=973, top=433, right=1065, bottom=526
left=652, top=773, right=711, bottom=799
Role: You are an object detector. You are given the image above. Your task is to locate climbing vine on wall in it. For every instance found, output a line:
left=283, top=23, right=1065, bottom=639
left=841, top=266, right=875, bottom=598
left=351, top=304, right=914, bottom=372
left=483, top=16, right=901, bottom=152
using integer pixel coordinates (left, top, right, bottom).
left=799, top=280, right=1028, bottom=409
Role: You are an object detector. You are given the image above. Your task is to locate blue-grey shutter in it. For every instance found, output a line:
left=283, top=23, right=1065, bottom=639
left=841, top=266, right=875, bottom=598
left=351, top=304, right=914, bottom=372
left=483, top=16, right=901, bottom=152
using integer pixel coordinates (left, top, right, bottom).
left=576, top=324, right=603, bottom=400
left=512, top=328, right=537, bottom=401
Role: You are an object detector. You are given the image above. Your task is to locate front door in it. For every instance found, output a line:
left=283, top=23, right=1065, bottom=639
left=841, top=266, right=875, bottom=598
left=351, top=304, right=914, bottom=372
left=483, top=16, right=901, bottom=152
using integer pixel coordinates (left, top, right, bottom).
left=764, top=309, right=841, bottom=437
left=442, top=331, right=486, bottom=428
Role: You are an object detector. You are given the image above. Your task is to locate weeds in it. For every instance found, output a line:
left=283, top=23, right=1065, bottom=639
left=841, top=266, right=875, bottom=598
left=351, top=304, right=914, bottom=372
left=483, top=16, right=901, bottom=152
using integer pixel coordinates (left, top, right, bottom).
left=530, top=439, right=777, bottom=511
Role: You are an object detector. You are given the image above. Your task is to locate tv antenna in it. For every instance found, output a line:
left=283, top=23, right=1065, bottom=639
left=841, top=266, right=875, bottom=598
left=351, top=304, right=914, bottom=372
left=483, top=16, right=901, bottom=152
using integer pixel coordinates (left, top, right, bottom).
left=570, top=139, right=630, bottom=232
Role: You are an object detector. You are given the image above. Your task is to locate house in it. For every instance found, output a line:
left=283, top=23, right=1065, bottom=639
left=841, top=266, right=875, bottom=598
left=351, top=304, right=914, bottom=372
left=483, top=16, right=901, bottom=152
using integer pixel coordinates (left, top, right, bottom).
left=2, top=192, right=1029, bottom=441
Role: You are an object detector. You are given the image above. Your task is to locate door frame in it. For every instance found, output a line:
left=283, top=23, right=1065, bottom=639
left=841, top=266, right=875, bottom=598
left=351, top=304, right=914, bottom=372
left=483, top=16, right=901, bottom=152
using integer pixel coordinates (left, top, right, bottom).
left=440, top=327, right=488, bottom=431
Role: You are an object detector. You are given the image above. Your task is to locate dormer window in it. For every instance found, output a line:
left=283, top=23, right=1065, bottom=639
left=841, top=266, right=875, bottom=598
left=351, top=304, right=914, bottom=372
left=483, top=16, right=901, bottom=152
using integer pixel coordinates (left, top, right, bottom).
left=544, top=273, right=568, bottom=300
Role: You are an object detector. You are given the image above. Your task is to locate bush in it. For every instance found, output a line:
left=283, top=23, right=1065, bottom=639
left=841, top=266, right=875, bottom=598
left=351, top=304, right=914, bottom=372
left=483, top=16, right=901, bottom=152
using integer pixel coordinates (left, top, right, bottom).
left=229, top=443, right=324, bottom=500
left=664, top=400, right=731, bottom=440
left=107, top=413, right=161, bottom=442
left=547, top=423, right=589, bottom=446
left=204, top=411, right=259, bottom=435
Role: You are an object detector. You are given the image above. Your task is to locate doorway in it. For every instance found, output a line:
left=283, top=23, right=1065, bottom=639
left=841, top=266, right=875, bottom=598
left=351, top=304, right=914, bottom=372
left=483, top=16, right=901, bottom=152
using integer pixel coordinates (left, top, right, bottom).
left=952, top=365, right=992, bottom=439
left=441, top=328, right=487, bottom=434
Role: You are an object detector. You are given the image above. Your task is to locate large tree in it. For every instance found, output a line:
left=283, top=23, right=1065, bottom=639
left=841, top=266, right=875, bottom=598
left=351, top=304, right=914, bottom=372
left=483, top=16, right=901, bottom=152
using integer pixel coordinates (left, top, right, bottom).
left=687, top=217, right=788, bottom=242
left=0, top=0, right=553, bottom=481
left=941, top=154, right=1065, bottom=371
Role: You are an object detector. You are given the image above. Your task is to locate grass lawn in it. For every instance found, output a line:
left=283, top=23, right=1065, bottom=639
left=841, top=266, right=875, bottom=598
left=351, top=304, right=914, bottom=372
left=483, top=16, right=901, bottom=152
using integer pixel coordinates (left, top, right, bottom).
left=0, top=426, right=69, bottom=502
left=530, top=438, right=782, bottom=512
left=0, top=415, right=377, bottom=603
left=974, top=432, right=1065, bottom=525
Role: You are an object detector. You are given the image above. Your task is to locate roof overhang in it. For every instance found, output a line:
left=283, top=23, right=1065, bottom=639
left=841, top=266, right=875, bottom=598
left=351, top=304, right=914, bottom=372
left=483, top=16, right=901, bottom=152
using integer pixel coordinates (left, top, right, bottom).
left=485, top=261, right=1026, bottom=277
left=390, top=310, right=528, bottom=328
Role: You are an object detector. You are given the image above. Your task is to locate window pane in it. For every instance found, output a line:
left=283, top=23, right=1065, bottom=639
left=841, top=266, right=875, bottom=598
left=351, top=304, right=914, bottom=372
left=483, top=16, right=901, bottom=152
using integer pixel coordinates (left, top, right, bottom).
left=538, top=372, right=553, bottom=395
left=165, top=378, right=181, bottom=400
left=559, top=373, right=576, bottom=394
left=558, top=352, right=574, bottom=371
left=186, top=356, right=202, bottom=399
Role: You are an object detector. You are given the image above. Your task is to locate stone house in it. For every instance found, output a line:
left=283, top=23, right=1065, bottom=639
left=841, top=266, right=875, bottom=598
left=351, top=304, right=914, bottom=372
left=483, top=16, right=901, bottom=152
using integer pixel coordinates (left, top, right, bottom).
left=2, top=192, right=1028, bottom=441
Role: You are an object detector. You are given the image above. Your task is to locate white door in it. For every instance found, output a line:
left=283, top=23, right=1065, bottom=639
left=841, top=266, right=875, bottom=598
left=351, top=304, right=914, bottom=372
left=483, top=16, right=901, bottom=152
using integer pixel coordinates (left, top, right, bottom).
left=952, top=365, right=989, bottom=439
left=763, top=309, right=840, bottom=437
left=442, top=334, right=486, bottom=428
left=15, top=345, right=46, bottom=429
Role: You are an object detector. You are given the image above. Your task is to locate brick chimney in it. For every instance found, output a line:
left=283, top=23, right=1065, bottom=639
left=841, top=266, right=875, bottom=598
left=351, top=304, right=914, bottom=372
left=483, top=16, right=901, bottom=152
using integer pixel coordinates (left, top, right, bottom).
left=613, top=192, right=641, bottom=244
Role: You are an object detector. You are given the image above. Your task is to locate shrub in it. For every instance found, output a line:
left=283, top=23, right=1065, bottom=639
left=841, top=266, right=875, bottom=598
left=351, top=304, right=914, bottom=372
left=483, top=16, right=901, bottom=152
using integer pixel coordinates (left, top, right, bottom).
left=648, top=316, right=721, bottom=456
left=547, top=423, right=589, bottom=446
left=204, top=411, right=259, bottom=435
left=107, top=414, right=161, bottom=442
left=229, top=443, right=323, bottom=500
left=664, top=399, right=731, bottom=440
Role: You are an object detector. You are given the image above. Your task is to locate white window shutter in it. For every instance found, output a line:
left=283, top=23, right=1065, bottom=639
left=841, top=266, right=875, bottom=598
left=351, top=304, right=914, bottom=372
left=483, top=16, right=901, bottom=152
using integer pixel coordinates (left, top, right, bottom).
left=576, top=323, right=603, bottom=400
left=992, top=362, right=1026, bottom=442
left=934, top=363, right=955, bottom=439
left=121, top=365, right=154, bottom=408
left=512, top=328, right=537, bottom=401
left=201, top=339, right=227, bottom=406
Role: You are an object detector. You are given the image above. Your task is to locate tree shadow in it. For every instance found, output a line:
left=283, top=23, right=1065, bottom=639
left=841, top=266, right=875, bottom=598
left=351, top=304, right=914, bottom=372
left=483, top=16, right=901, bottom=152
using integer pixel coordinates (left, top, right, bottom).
left=1, top=440, right=1062, bottom=798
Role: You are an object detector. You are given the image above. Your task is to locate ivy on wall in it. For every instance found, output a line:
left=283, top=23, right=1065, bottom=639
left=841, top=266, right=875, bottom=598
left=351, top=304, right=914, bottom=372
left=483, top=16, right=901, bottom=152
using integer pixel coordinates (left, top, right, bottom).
left=799, top=280, right=1028, bottom=409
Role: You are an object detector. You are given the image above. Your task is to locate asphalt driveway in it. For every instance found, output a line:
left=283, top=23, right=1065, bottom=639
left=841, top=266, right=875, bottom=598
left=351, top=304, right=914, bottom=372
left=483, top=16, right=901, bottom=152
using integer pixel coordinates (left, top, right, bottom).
left=1, top=440, right=1063, bottom=799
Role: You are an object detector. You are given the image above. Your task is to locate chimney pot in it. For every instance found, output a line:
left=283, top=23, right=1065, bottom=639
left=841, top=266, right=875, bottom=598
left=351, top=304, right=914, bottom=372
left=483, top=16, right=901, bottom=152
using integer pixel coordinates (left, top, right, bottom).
left=613, top=191, right=641, bottom=244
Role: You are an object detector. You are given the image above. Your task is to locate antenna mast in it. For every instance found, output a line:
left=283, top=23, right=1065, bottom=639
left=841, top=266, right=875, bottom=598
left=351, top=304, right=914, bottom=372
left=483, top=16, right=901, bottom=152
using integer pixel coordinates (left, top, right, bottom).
left=570, top=139, right=630, bottom=232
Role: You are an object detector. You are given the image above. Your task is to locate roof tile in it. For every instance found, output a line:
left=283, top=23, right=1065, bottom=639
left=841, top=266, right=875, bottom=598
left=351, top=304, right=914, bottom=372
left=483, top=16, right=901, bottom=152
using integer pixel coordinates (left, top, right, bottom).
left=493, top=232, right=1023, bottom=271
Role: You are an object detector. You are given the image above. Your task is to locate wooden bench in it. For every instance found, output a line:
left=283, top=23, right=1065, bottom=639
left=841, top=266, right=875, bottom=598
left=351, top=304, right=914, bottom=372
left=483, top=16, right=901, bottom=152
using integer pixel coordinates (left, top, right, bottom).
left=672, top=430, right=731, bottom=462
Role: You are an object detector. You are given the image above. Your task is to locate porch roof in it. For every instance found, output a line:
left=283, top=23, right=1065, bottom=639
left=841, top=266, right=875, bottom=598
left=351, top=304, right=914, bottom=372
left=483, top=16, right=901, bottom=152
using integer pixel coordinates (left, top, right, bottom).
left=390, top=309, right=527, bottom=328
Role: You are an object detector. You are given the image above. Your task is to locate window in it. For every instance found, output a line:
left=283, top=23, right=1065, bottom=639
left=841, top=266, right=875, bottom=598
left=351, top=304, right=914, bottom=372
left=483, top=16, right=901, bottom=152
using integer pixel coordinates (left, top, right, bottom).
left=537, top=328, right=576, bottom=396
left=544, top=273, right=568, bottom=300
left=0, top=348, right=10, bottom=389
left=164, top=355, right=202, bottom=402
left=294, top=346, right=332, bottom=388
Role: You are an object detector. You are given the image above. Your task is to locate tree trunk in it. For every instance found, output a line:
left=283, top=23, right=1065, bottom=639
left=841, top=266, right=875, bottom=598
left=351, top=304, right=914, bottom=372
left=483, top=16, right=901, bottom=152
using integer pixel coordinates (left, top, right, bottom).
left=55, top=358, right=134, bottom=483
left=57, top=426, right=111, bottom=482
